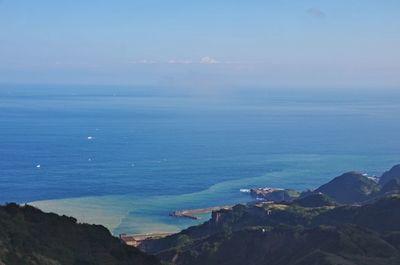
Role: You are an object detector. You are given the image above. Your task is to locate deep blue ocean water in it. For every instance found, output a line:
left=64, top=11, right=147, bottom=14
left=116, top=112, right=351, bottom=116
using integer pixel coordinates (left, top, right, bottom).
left=1, top=85, right=399, bottom=234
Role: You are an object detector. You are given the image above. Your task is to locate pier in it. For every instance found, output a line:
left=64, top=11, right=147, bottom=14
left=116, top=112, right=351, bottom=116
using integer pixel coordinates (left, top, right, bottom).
left=169, top=205, right=233, bottom=220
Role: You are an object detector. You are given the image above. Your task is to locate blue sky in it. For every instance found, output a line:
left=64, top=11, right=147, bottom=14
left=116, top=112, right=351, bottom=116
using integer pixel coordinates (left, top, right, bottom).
left=0, top=0, right=399, bottom=89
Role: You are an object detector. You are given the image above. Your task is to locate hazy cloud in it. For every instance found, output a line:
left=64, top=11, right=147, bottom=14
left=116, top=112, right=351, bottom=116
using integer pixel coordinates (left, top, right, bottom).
left=200, top=56, right=219, bottom=64
left=129, top=59, right=157, bottom=64
left=306, top=8, right=326, bottom=18
left=168, top=59, right=193, bottom=64
left=128, top=56, right=228, bottom=65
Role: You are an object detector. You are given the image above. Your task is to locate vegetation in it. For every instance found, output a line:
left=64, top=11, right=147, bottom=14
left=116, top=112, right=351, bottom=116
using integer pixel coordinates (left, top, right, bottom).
left=380, top=179, right=400, bottom=195
left=140, top=165, right=400, bottom=265
left=144, top=196, right=400, bottom=265
left=0, top=203, right=160, bottom=265
left=252, top=165, right=400, bottom=207
left=2, top=164, right=400, bottom=265
left=380, top=165, right=400, bottom=186
left=251, top=189, right=300, bottom=202
left=315, top=172, right=380, bottom=204
left=294, top=193, right=337, bottom=207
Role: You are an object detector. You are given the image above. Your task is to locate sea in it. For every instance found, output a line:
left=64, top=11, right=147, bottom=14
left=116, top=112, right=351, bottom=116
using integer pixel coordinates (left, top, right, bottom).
left=0, top=84, right=399, bottom=235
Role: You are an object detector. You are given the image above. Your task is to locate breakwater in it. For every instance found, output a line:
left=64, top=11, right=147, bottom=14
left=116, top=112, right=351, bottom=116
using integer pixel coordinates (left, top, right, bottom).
left=169, top=205, right=233, bottom=220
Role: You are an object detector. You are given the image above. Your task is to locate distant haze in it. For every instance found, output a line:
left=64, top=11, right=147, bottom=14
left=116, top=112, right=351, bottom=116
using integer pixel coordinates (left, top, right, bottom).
left=0, top=0, right=399, bottom=90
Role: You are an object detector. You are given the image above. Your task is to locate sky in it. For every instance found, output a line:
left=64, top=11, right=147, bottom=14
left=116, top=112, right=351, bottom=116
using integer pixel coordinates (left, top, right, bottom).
left=0, top=0, right=399, bottom=90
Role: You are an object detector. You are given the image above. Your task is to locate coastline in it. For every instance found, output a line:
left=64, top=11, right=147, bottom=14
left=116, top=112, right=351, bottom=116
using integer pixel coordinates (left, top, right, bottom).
left=27, top=155, right=400, bottom=236
left=169, top=205, right=233, bottom=220
left=119, top=232, right=173, bottom=247
left=120, top=204, right=234, bottom=247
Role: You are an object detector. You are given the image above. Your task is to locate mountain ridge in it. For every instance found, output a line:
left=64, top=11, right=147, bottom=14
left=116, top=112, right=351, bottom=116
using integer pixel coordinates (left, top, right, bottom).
left=0, top=203, right=160, bottom=265
left=140, top=164, right=400, bottom=265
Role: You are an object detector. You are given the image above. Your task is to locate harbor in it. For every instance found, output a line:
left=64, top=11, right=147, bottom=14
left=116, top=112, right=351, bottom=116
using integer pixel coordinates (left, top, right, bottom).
left=169, top=205, right=233, bottom=220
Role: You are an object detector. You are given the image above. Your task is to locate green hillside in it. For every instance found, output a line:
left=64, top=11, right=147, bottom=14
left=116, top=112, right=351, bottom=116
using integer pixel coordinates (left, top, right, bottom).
left=380, top=165, right=400, bottom=186
left=143, top=196, right=400, bottom=265
left=0, top=203, right=160, bottom=265
left=315, top=172, right=380, bottom=204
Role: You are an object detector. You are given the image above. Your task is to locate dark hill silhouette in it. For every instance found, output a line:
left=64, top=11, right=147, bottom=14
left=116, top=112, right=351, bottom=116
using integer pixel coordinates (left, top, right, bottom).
left=315, top=172, right=380, bottom=204
left=145, top=196, right=400, bottom=265
left=380, top=164, right=400, bottom=186
left=0, top=203, right=160, bottom=265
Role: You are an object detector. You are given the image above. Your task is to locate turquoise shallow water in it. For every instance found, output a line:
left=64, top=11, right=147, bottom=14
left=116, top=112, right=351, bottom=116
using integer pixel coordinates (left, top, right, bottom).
left=31, top=154, right=399, bottom=235
left=1, top=85, right=400, bottom=234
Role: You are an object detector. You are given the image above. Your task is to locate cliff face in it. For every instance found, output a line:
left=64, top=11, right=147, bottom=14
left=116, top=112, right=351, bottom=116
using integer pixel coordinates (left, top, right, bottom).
left=0, top=203, right=161, bottom=265
left=147, top=196, right=400, bottom=265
